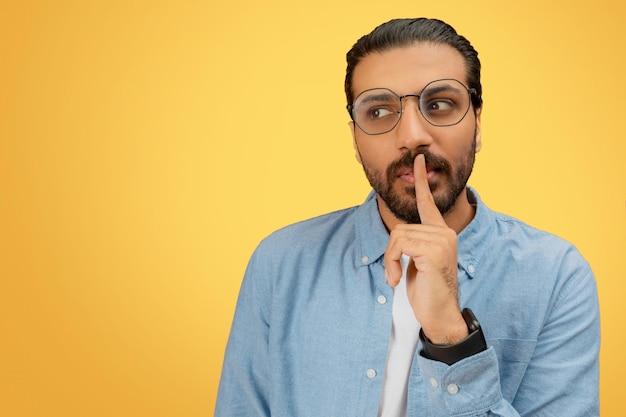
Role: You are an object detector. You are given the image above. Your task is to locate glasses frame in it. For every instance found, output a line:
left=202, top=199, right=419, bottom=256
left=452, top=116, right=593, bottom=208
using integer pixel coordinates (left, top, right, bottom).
left=347, top=79, right=477, bottom=135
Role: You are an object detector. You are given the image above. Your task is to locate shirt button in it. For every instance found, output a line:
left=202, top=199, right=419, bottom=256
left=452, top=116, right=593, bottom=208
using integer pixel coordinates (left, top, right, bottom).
left=447, top=383, right=459, bottom=395
left=366, top=369, right=377, bottom=379
left=467, top=265, right=475, bottom=274
left=361, top=256, right=369, bottom=264
left=377, top=295, right=387, bottom=304
left=429, top=377, right=439, bottom=388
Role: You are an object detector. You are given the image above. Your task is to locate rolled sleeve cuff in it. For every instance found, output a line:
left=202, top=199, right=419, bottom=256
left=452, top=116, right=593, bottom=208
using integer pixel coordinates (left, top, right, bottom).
left=417, top=346, right=503, bottom=416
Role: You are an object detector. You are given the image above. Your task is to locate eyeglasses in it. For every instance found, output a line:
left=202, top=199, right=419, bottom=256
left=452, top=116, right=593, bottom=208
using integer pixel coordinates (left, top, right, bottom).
left=347, top=79, right=477, bottom=135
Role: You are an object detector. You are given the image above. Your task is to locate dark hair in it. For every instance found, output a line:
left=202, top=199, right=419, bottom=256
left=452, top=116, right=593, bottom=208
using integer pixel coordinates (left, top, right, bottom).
left=345, top=18, right=482, bottom=110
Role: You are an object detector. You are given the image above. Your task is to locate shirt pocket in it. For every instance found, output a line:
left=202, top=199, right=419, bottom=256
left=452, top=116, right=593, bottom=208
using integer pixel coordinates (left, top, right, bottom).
left=487, top=338, right=536, bottom=402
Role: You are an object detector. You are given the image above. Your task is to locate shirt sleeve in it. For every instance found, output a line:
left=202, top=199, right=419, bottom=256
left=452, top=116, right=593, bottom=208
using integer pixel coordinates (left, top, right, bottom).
left=214, top=246, right=272, bottom=417
left=416, top=265, right=600, bottom=417
left=417, top=347, right=520, bottom=416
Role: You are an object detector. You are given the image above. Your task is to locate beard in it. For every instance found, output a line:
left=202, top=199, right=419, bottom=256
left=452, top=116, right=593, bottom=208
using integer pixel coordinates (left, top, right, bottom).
left=361, top=138, right=477, bottom=224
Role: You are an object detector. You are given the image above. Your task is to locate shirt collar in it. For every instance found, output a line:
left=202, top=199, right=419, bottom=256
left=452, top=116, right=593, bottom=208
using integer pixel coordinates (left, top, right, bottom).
left=354, top=188, right=495, bottom=279
left=456, top=187, right=495, bottom=279
left=354, top=191, right=390, bottom=268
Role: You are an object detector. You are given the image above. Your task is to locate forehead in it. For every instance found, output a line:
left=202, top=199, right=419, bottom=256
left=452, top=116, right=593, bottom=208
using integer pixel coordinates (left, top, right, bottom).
left=351, top=42, right=468, bottom=96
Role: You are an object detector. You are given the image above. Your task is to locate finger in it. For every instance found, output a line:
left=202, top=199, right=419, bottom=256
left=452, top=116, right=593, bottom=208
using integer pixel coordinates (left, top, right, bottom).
left=385, top=226, right=438, bottom=286
left=414, top=154, right=446, bottom=226
left=387, top=226, right=451, bottom=264
left=384, top=238, right=405, bottom=287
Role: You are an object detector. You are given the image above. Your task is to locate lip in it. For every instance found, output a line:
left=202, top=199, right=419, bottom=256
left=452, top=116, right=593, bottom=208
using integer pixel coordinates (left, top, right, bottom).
left=396, top=166, right=438, bottom=183
left=397, top=167, right=414, bottom=183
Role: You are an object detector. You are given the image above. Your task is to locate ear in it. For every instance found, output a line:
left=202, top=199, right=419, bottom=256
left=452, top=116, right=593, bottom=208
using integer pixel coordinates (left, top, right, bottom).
left=349, top=121, right=363, bottom=164
left=474, top=108, right=482, bottom=153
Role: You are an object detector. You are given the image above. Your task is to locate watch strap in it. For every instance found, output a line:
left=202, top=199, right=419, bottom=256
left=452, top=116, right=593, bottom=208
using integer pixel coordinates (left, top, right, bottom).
left=419, top=308, right=487, bottom=366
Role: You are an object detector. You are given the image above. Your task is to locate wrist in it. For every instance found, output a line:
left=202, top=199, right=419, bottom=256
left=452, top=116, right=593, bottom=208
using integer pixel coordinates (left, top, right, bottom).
left=421, top=313, right=468, bottom=345
left=419, top=308, right=487, bottom=365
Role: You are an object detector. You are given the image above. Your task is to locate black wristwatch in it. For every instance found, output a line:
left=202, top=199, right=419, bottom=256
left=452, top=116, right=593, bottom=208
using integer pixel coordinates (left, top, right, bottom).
left=419, top=308, right=487, bottom=366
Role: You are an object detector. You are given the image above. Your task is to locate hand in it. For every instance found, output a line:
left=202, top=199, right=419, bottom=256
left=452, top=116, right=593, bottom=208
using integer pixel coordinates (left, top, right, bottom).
left=384, top=154, right=468, bottom=345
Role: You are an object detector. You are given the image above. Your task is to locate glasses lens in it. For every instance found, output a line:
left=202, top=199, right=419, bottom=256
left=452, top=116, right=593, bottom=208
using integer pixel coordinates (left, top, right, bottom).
left=419, top=79, right=471, bottom=127
left=352, top=89, right=401, bottom=135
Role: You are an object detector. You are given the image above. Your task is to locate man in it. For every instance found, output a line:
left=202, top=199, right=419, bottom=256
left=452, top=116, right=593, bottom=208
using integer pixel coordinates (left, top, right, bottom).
left=215, top=18, right=599, bottom=417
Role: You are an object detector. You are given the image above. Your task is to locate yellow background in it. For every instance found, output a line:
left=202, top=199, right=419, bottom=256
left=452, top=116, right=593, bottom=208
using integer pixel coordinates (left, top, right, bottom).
left=1, top=1, right=624, bottom=415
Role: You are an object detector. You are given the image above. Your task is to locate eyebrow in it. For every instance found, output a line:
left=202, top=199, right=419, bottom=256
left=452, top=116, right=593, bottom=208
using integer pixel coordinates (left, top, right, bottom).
left=357, top=83, right=465, bottom=104
left=421, top=84, right=463, bottom=96
left=360, top=94, right=396, bottom=104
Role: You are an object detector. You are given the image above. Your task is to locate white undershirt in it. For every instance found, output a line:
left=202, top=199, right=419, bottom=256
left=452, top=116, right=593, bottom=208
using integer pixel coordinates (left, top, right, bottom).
left=378, top=255, right=421, bottom=417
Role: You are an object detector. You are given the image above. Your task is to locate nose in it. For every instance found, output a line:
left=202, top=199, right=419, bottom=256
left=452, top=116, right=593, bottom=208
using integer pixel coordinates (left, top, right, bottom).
left=394, top=98, right=434, bottom=151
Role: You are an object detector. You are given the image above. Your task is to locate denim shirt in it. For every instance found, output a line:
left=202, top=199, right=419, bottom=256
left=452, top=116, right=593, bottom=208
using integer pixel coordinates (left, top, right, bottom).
left=215, top=189, right=599, bottom=417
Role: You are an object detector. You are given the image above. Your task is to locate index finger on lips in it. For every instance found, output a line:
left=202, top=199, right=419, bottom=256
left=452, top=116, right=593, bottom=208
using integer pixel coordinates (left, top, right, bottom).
left=414, top=154, right=446, bottom=226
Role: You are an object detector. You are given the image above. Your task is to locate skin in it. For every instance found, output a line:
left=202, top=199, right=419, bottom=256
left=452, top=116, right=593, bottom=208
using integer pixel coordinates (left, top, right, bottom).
left=349, top=42, right=482, bottom=344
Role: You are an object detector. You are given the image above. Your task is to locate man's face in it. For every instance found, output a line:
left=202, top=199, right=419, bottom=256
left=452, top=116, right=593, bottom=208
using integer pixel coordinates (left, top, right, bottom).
left=350, top=42, right=482, bottom=224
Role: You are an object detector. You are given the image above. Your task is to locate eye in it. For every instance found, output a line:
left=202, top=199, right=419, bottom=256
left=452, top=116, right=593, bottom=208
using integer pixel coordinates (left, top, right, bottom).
left=366, top=106, right=395, bottom=120
left=425, top=100, right=455, bottom=112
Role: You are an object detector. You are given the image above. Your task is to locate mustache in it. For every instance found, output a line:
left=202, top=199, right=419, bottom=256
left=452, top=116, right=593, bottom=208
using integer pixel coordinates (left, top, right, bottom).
left=386, top=149, right=451, bottom=179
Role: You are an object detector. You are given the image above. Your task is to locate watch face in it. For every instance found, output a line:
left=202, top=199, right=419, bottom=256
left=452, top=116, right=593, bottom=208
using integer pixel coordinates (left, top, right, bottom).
left=468, top=319, right=480, bottom=333
left=462, top=308, right=480, bottom=332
